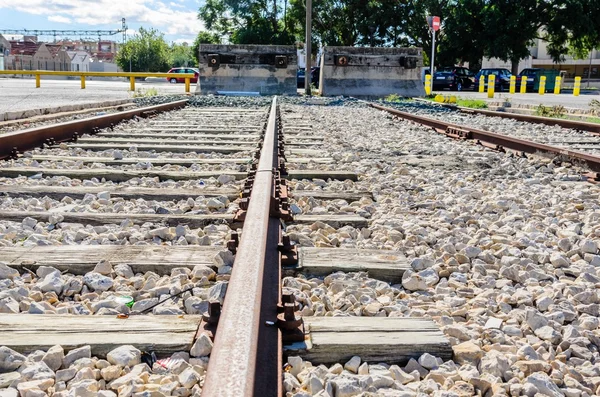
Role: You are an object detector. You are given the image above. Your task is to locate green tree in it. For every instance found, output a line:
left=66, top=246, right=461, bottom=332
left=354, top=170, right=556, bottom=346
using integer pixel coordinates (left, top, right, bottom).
left=170, top=43, right=195, bottom=67
left=116, top=27, right=171, bottom=72
left=191, top=31, right=222, bottom=64
left=199, top=0, right=295, bottom=45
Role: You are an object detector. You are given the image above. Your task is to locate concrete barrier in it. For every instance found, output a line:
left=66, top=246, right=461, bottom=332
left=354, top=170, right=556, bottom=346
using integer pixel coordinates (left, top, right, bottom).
left=196, top=45, right=297, bottom=95
left=318, top=47, right=425, bottom=97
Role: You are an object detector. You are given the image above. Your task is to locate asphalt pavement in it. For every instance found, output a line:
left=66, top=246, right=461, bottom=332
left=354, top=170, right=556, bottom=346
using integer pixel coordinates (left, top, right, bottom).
left=0, top=77, right=193, bottom=118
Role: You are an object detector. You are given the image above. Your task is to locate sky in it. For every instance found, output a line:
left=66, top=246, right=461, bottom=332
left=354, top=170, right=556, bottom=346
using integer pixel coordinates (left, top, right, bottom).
left=0, top=0, right=206, bottom=44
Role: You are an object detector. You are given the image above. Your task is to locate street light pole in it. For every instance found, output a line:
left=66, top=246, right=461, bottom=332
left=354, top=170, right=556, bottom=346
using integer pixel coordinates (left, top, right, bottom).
left=305, top=0, right=312, bottom=96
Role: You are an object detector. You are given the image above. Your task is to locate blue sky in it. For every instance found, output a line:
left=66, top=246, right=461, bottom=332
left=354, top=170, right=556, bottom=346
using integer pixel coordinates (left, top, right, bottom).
left=0, top=0, right=206, bottom=44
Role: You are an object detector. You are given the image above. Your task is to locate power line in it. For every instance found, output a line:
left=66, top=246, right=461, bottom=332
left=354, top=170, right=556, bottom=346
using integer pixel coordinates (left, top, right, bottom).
left=0, top=28, right=125, bottom=42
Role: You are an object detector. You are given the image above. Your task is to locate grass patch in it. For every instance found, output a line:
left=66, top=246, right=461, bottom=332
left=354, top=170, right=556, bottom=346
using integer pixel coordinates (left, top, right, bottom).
left=456, top=99, right=488, bottom=109
left=131, top=87, right=159, bottom=98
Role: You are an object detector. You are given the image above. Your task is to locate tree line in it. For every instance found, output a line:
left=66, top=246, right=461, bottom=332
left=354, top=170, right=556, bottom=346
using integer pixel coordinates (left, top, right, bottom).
left=116, top=1, right=600, bottom=74
left=198, top=0, right=600, bottom=74
left=115, top=28, right=219, bottom=73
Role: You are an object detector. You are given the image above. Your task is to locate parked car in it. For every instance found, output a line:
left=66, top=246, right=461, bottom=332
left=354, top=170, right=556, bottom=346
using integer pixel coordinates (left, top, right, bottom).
left=474, top=68, right=512, bottom=91
left=432, top=67, right=474, bottom=91
left=166, top=67, right=199, bottom=83
left=296, top=67, right=320, bottom=88
left=517, top=68, right=541, bottom=92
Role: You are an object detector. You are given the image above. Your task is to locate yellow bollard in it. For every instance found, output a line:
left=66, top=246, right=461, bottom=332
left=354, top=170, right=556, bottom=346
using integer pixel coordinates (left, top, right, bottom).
left=185, top=77, right=190, bottom=93
left=80, top=76, right=86, bottom=89
left=509, top=75, right=516, bottom=94
left=520, top=76, right=527, bottom=94
left=574, top=76, right=581, bottom=96
left=130, top=76, right=135, bottom=92
left=539, top=76, right=546, bottom=95
left=554, top=76, right=561, bottom=95
left=479, top=75, right=485, bottom=93
left=487, top=75, right=495, bottom=98
left=424, top=75, right=432, bottom=95
left=35, top=74, right=40, bottom=88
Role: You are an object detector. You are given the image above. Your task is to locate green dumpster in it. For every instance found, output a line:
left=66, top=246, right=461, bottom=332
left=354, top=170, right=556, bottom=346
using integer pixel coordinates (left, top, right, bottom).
left=533, top=69, right=560, bottom=92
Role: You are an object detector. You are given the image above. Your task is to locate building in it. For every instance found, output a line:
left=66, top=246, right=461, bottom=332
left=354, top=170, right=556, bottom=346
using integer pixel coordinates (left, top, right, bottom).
left=7, top=39, right=38, bottom=70
left=482, top=37, right=600, bottom=78
left=0, top=34, right=10, bottom=70
left=58, top=39, right=119, bottom=62
left=68, top=51, right=90, bottom=72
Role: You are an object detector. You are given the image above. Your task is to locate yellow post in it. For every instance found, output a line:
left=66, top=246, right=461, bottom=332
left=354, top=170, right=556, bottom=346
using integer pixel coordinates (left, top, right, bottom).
left=520, top=76, right=527, bottom=94
left=129, top=76, right=135, bottom=92
left=487, top=75, right=495, bottom=98
left=539, top=76, right=546, bottom=95
left=554, top=76, right=561, bottom=95
left=424, top=75, right=432, bottom=95
left=185, top=77, right=190, bottom=93
left=479, top=75, right=485, bottom=93
left=35, top=73, right=40, bottom=88
left=509, top=75, right=516, bottom=94
left=80, top=75, right=86, bottom=89
left=574, top=76, right=581, bottom=96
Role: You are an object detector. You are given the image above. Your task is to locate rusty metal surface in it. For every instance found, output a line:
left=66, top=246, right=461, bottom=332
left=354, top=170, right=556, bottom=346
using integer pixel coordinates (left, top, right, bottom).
left=371, top=103, right=600, bottom=173
left=458, top=106, right=600, bottom=135
left=201, top=97, right=282, bottom=397
left=0, top=100, right=188, bottom=159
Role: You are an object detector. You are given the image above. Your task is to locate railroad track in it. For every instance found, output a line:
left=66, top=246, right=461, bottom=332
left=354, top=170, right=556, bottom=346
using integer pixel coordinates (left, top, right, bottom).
left=371, top=101, right=600, bottom=178
left=1, top=96, right=600, bottom=397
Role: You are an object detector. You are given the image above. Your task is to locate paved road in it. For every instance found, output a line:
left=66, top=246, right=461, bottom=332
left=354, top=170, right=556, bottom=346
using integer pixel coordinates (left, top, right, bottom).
left=0, top=77, right=193, bottom=116
left=434, top=90, right=600, bottom=110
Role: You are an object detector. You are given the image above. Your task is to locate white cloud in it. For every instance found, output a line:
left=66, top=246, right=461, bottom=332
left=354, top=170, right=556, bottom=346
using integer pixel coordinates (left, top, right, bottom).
left=48, top=15, right=72, bottom=23
left=0, top=0, right=204, bottom=38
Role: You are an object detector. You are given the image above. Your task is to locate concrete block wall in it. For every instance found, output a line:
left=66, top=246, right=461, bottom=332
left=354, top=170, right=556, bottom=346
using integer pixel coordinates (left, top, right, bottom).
left=319, top=47, right=425, bottom=97
left=196, top=44, right=297, bottom=95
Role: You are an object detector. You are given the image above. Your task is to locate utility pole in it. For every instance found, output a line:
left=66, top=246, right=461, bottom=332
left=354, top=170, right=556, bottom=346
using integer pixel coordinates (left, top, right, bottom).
left=305, top=0, right=312, bottom=96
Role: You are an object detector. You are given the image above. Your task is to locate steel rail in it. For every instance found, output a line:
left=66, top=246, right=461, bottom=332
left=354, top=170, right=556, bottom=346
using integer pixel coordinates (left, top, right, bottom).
left=202, top=97, right=282, bottom=396
left=371, top=103, right=600, bottom=173
left=457, top=106, right=600, bottom=135
left=0, top=100, right=188, bottom=160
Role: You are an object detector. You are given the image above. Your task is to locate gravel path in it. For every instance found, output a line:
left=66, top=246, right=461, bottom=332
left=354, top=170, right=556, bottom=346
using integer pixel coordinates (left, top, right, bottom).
left=2, top=98, right=599, bottom=396
left=279, top=101, right=600, bottom=397
left=380, top=100, right=600, bottom=156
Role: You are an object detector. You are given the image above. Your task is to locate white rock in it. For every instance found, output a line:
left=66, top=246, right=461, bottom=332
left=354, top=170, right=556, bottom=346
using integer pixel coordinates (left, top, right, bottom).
left=418, top=353, right=440, bottom=370
left=344, top=355, right=361, bottom=373
left=0, top=297, right=19, bottom=314
left=212, top=250, right=234, bottom=268
left=83, top=272, right=113, bottom=292
left=63, top=346, right=91, bottom=368
left=0, top=263, right=19, bottom=280
left=0, top=346, right=26, bottom=372
left=206, top=198, right=225, bottom=210
left=42, top=345, right=64, bottom=371
left=106, top=345, right=141, bottom=367
left=526, top=372, right=563, bottom=397
left=97, top=191, right=111, bottom=200
left=190, top=334, right=213, bottom=357
left=39, top=272, right=64, bottom=295
left=178, top=367, right=200, bottom=388
left=484, top=317, right=503, bottom=329
left=580, top=239, right=598, bottom=254
left=217, top=175, right=235, bottom=185
left=93, top=260, right=112, bottom=275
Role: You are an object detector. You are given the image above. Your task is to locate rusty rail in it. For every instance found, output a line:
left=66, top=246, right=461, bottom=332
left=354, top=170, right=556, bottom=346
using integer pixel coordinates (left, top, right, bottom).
left=371, top=103, right=600, bottom=174
left=457, top=106, right=600, bottom=135
left=202, top=97, right=283, bottom=396
left=0, top=100, right=188, bottom=160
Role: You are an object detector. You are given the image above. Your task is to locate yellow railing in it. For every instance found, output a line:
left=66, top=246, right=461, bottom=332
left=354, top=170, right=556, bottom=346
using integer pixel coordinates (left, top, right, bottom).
left=0, top=70, right=195, bottom=93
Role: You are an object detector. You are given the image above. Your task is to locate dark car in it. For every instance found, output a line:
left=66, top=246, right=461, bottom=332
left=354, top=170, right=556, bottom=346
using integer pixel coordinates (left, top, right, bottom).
left=297, top=67, right=320, bottom=89
left=432, top=67, right=474, bottom=91
left=474, top=68, right=512, bottom=91
left=166, top=67, right=199, bottom=83
left=517, top=68, right=543, bottom=92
